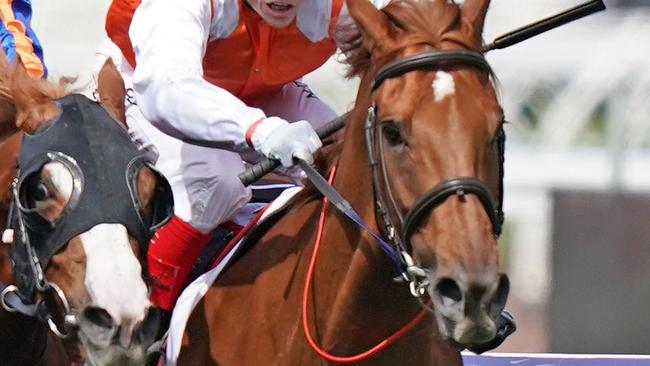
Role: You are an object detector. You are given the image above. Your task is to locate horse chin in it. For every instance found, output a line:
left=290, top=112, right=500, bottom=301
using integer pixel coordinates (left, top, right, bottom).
left=451, top=317, right=497, bottom=347
left=79, top=335, right=147, bottom=366
left=431, top=300, right=499, bottom=349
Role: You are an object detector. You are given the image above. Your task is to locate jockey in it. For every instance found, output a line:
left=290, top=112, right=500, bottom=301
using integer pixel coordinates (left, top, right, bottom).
left=97, top=0, right=389, bottom=313
left=97, top=0, right=516, bottom=353
left=0, top=0, right=47, bottom=78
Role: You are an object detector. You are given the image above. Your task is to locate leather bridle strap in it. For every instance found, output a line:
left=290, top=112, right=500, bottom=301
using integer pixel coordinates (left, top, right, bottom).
left=0, top=282, right=40, bottom=317
left=371, top=49, right=490, bottom=91
left=4, top=192, right=78, bottom=339
left=401, top=178, right=500, bottom=245
left=368, top=49, right=501, bottom=247
left=296, top=159, right=403, bottom=266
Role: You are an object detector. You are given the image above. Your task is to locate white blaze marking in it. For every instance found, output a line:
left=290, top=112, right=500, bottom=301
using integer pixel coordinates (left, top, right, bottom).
left=35, top=163, right=74, bottom=220
left=80, top=224, right=150, bottom=336
left=432, top=71, right=456, bottom=102
left=44, top=163, right=74, bottom=199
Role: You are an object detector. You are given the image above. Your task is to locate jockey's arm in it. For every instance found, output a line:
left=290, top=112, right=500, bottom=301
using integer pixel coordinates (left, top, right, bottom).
left=130, top=0, right=277, bottom=152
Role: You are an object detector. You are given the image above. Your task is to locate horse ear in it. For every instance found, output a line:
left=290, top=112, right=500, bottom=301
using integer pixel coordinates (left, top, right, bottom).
left=97, top=58, right=126, bottom=125
left=459, top=0, right=491, bottom=41
left=346, top=0, right=393, bottom=54
left=10, top=58, right=59, bottom=134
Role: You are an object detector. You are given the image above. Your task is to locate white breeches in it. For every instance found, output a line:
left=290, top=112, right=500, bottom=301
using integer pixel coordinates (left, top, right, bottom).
left=94, top=40, right=337, bottom=233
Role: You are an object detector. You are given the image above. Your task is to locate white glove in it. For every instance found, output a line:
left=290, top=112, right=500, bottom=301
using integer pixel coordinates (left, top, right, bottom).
left=252, top=118, right=322, bottom=167
left=280, top=165, right=308, bottom=186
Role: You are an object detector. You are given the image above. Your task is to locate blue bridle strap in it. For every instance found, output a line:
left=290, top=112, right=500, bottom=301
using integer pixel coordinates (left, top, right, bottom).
left=296, top=159, right=406, bottom=274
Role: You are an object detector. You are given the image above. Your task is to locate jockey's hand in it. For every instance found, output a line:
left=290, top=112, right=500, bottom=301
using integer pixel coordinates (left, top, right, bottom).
left=280, top=165, right=307, bottom=186
left=255, top=119, right=322, bottom=168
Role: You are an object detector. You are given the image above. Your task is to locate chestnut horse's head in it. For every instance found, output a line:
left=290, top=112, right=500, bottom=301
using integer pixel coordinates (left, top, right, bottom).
left=0, top=57, right=172, bottom=365
left=345, top=0, right=509, bottom=348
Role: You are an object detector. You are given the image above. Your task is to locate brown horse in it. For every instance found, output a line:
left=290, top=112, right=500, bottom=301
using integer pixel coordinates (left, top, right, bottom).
left=175, top=0, right=508, bottom=365
left=0, top=56, right=169, bottom=365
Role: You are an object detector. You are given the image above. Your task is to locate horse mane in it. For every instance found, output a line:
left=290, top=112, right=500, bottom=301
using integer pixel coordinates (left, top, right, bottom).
left=0, top=50, right=70, bottom=100
left=340, top=0, right=482, bottom=78
left=0, top=50, right=71, bottom=134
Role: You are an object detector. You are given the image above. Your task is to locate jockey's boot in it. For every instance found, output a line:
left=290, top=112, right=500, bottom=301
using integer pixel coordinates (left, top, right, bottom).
left=466, top=310, right=517, bottom=354
left=147, top=216, right=213, bottom=312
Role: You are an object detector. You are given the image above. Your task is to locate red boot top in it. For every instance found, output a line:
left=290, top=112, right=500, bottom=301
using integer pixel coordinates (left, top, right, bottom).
left=147, top=216, right=212, bottom=311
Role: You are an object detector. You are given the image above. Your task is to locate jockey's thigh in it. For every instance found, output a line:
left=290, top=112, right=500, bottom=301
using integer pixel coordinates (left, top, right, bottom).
left=248, top=80, right=337, bottom=128
left=125, top=104, right=252, bottom=234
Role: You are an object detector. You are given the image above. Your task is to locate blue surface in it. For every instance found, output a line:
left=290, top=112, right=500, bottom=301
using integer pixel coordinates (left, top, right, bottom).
left=0, top=0, right=47, bottom=77
left=463, top=353, right=650, bottom=365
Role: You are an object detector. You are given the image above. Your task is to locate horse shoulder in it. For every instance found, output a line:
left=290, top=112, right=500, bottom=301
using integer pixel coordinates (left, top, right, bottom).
left=181, top=198, right=324, bottom=364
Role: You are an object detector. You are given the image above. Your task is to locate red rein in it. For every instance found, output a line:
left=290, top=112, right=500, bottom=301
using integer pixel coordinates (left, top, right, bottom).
left=301, top=165, right=427, bottom=363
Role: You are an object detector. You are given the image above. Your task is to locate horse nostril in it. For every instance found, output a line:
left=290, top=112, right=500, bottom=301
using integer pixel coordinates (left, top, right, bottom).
left=82, top=306, right=115, bottom=330
left=136, top=307, right=162, bottom=346
left=435, top=277, right=463, bottom=305
left=490, top=274, right=510, bottom=316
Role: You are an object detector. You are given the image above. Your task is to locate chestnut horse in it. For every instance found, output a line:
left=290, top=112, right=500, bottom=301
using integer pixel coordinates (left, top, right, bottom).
left=175, top=0, right=508, bottom=365
left=0, top=56, right=171, bottom=365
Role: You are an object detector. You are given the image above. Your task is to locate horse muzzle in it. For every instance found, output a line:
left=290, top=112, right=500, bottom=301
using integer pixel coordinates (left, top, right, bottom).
left=77, top=305, right=160, bottom=366
left=430, top=272, right=510, bottom=346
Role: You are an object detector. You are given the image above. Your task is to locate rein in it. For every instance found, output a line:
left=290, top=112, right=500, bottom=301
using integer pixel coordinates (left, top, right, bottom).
left=297, top=160, right=424, bottom=292
left=302, top=165, right=428, bottom=363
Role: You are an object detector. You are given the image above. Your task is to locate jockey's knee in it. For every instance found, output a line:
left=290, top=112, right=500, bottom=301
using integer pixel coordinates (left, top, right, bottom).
left=175, top=171, right=252, bottom=234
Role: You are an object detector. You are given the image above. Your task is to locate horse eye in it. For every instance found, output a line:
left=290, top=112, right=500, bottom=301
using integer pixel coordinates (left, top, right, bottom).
left=382, top=122, right=404, bottom=146
left=28, top=182, right=50, bottom=202
left=19, top=177, right=51, bottom=210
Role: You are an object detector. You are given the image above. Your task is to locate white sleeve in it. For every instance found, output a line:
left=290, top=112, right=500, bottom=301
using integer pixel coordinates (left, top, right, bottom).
left=129, top=0, right=265, bottom=151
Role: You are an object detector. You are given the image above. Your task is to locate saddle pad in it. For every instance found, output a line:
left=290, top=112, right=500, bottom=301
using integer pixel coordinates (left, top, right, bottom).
left=165, top=186, right=303, bottom=364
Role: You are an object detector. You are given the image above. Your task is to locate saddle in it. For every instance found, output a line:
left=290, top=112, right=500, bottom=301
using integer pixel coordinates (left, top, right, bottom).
left=146, top=179, right=300, bottom=364
left=186, top=178, right=298, bottom=285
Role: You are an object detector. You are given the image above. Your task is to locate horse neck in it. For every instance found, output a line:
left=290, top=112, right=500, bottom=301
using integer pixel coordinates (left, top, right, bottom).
left=329, top=77, right=407, bottom=292
left=333, top=103, right=375, bottom=210
left=308, top=80, right=448, bottom=360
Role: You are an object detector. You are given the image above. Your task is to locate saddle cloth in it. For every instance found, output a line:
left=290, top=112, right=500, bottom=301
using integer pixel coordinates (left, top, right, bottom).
left=165, top=186, right=303, bottom=364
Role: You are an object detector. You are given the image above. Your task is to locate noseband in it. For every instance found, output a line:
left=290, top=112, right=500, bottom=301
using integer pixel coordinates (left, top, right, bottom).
left=365, top=49, right=505, bottom=253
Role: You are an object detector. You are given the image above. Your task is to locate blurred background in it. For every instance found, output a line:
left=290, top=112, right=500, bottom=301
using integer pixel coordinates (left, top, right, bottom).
left=33, top=0, right=650, bottom=354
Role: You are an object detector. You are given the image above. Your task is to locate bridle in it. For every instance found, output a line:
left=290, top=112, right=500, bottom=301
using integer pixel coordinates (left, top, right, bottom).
left=2, top=197, right=79, bottom=338
left=1, top=94, right=174, bottom=339
left=364, top=49, right=505, bottom=294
